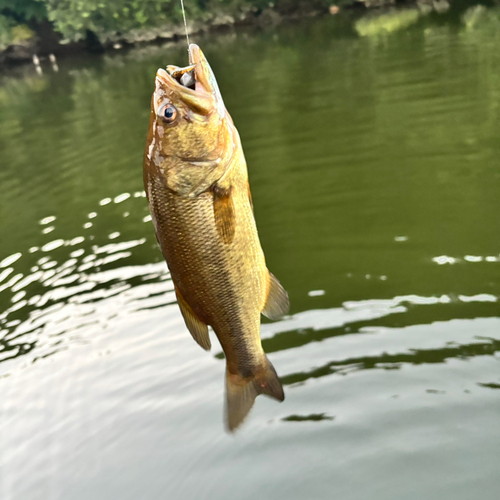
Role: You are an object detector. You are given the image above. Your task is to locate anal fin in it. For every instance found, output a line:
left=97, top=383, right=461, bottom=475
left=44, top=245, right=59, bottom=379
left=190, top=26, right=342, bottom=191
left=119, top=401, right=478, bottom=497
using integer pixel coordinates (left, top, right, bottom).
left=262, top=271, right=289, bottom=320
left=213, top=185, right=236, bottom=244
left=174, top=285, right=211, bottom=350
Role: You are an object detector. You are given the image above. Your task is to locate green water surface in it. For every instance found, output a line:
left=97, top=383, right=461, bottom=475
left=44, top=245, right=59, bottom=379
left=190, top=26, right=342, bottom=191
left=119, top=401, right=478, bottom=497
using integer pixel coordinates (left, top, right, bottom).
left=1, top=10, right=499, bottom=500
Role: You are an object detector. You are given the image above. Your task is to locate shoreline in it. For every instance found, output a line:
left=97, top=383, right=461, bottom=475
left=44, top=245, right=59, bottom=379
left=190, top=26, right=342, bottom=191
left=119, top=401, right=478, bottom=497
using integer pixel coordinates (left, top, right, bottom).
left=0, top=1, right=408, bottom=67
left=0, top=0, right=469, bottom=69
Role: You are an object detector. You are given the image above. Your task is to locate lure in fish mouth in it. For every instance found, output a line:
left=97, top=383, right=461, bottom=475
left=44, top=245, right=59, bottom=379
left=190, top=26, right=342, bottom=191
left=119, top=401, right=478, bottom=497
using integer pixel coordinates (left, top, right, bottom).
left=144, top=44, right=289, bottom=431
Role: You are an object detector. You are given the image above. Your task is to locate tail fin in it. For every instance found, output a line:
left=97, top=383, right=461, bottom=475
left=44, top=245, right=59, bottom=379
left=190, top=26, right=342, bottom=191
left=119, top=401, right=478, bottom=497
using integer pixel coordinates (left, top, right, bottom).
left=225, top=357, right=284, bottom=432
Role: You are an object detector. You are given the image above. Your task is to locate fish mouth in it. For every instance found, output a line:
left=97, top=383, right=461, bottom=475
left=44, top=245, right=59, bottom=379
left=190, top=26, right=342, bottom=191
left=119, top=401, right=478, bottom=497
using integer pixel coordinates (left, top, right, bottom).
left=155, top=67, right=198, bottom=95
left=155, top=44, right=224, bottom=116
left=156, top=44, right=207, bottom=95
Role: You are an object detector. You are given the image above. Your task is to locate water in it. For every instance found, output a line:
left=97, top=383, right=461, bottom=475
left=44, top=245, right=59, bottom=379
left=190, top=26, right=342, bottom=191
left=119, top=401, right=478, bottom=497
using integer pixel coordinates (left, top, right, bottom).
left=1, top=11, right=500, bottom=500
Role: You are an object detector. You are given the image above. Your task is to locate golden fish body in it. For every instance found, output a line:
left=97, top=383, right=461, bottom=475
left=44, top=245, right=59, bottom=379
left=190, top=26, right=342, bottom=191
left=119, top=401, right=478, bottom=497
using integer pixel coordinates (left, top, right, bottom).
left=143, top=44, right=289, bottom=430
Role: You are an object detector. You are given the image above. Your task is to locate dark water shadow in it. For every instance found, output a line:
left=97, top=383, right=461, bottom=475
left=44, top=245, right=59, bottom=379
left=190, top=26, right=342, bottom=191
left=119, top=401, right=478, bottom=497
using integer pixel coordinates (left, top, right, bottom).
left=282, top=413, right=334, bottom=422
left=281, top=337, right=500, bottom=386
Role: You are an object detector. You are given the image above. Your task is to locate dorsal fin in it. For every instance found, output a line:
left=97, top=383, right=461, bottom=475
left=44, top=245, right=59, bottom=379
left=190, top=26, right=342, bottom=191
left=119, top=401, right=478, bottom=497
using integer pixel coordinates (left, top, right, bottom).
left=174, top=285, right=211, bottom=350
left=262, top=272, right=289, bottom=320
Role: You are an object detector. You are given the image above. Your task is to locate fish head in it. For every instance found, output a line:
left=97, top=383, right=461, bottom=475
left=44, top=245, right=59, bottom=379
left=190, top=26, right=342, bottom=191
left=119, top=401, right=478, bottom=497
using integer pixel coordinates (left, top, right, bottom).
left=146, top=44, right=236, bottom=196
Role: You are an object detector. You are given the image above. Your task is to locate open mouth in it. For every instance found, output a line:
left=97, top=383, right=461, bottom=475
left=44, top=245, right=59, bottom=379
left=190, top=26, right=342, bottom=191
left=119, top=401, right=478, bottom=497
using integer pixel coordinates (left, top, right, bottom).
left=156, top=65, right=197, bottom=92
left=156, top=44, right=204, bottom=92
left=154, top=44, right=218, bottom=116
left=166, top=64, right=196, bottom=89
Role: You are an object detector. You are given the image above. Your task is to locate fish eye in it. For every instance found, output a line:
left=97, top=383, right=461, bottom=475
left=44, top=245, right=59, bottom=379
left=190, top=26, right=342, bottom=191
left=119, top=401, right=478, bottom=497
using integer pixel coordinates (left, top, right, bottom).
left=160, top=104, right=177, bottom=123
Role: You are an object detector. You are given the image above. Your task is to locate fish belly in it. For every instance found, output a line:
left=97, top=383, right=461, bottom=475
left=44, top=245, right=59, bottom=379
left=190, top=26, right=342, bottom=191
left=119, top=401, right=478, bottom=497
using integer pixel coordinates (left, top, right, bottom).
left=147, top=170, right=267, bottom=373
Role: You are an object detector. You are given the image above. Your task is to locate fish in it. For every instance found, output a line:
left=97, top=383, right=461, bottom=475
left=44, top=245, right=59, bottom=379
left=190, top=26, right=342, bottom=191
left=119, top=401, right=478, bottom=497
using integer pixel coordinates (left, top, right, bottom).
left=143, top=44, right=289, bottom=431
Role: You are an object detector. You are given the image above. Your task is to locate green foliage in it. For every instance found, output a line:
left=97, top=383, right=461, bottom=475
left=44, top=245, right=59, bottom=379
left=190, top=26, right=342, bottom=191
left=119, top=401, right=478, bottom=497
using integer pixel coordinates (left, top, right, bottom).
left=0, top=14, right=35, bottom=48
left=41, top=0, right=187, bottom=40
left=0, top=0, right=47, bottom=22
left=355, top=9, right=421, bottom=37
left=1, top=0, right=333, bottom=43
left=463, top=4, right=500, bottom=31
left=0, top=0, right=496, bottom=48
left=0, top=14, right=12, bottom=47
left=10, top=23, right=35, bottom=41
left=0, top=0, right=44, bottom=49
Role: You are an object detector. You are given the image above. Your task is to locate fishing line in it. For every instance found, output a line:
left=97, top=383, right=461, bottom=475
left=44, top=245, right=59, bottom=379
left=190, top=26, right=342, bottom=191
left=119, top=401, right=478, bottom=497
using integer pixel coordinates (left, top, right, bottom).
left=179, top=0, right=190, bottom=51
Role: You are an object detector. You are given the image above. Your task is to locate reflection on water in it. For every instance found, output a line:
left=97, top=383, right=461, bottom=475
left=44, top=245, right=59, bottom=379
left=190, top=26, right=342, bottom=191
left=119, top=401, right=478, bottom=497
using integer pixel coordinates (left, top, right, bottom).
left=282, top=413, right=334, bottom=422
left=0, top=191, right=166, bottom=373
left=478, top=382, right=500, bottom=390
left=1, top=10, right=500, bottom=500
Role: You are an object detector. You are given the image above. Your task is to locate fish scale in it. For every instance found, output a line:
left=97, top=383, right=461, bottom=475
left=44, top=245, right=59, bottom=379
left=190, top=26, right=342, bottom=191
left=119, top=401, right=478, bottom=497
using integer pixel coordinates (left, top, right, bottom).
left=144, top=44, right=289, bottom=430
left=148, top=166, right=265, bottom=371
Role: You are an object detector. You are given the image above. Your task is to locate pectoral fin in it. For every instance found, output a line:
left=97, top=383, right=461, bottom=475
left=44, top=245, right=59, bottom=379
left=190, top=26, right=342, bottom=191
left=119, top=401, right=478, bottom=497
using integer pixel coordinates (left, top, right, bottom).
left=213, top=185, right=236, bottom=244
left=174, top=285, right=211, bottom=350
left=262, top=272, right=289, bottom=320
